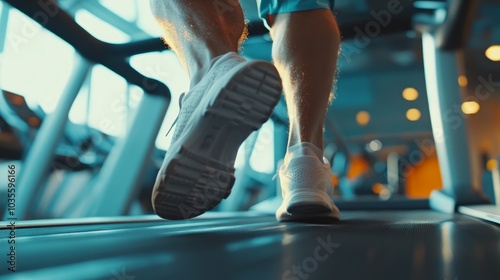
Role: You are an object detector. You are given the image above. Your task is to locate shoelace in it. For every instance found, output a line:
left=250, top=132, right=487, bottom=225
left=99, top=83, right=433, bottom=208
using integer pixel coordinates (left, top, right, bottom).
left=165, top=92, right=186, bottom=137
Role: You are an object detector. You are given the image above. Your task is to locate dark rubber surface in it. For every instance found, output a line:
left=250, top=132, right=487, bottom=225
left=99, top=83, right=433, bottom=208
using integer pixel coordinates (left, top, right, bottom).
left=2, top=210, right=499, bottom=280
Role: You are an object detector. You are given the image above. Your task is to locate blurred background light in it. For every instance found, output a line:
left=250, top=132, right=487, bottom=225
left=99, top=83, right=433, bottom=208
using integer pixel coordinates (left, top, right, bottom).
left=461, top=101, right=480, bottom=115
left=406, top=108, right=421, bottom=121
left=402, top=87, right=419, bottom=101
left=458, top=75, right=468, bottom=87
left=485, top=45, right=500, bottom=61
left=356, top=111, right=371, bottom=126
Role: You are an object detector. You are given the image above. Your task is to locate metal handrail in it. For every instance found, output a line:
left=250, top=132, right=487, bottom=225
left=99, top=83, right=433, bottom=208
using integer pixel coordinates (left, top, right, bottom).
left=3, top=0, right=170, bottom=97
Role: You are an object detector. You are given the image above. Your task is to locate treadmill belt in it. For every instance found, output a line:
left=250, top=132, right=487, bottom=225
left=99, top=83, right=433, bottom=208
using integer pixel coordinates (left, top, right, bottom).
left=1, top=210, right=499, bottom=280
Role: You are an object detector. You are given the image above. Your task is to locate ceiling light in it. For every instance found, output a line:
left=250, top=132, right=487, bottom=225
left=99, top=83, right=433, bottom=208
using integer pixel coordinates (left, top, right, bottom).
left=406, top=108, right=421, bottom=121
left=458, top=75, right=468, bottom=87
left=356, top=111, right=370, bottom=126
left=366, top=139, right=383, bottom=152
left=402, top=87, right=419, bottom=101
left=485, top=45, right=500, bottom=62
left=461, top=101, right=480, bottom=115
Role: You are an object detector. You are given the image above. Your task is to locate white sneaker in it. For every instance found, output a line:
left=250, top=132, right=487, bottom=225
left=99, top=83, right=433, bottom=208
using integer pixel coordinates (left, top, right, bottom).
left=276, top=142, right=340, bottom=222
left=152, top=52, right=282, bottom=220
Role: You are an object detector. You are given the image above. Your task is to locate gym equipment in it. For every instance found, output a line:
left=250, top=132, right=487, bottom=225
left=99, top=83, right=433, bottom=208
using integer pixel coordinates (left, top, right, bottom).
left=1, top=0, right=171, bottom=219
left=1, top=210, right=499, bottom=279
left=0, top=1, right=499, bottom=279
left=460, top=156, right=500, bottom=224
left=417, top=0, right=490, bottom=213
left=0, top=114, right=22, bottom=160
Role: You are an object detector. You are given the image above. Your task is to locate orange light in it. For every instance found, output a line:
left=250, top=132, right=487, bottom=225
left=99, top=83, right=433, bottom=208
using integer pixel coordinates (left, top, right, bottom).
left=356, top=111, right=370, bottom=126
left=486, top=159, right=498, bottom=171
left=331, top=175, right=339, bottom=187
left=461, top=101, right=480, bottom=115
left=372, top=183, right=385, bottom=195
left=10, top=95, right=25, bottom=105
left=406, top=108, right=421, bottom=121
left=402, top=88, right=419, bottom=101
left=458, top=75, right=468, bottom=87
left=485, top=45, right=500, bottom=61
left=28, top=117, right=41, bottom=127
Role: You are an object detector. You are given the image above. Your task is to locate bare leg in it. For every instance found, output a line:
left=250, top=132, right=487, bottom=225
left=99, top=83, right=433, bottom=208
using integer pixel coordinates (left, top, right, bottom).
left=270, top=10, right=340, bottom=152
left=150, top=0, right=246, bottom=87
left=271, top=9, right=341, bottom=222
left=149, top=0, right=283, bottom=220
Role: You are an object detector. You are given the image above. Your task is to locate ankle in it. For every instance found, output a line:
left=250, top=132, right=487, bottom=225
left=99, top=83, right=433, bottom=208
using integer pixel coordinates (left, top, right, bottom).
left=189, top=64, right=211, bottom=88
left=287, top=142, right=324, bottom=161
left=188, top=51, right=238, bottom=88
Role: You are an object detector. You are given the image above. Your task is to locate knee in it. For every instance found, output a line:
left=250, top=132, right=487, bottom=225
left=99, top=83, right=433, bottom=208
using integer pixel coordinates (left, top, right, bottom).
left=313, top=10, right=341, bottom=49
left=219, top=4, right=247, bottom=47
left=329, top=15, right=341, bottom=48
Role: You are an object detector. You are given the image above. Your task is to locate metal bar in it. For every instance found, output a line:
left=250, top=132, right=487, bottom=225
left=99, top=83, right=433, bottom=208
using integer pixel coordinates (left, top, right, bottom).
left=3, top=0, right=107, bottom=59
left=2, top=0, right=169, bottom=96
left=0, top=1, right=9, bottom=53
left=11, top=56, right=91, bottom=219
left=421, top=32, right=487, bottom=213
left=81, top=0, right=149, bottom=39
left=435, top=0, right=479, bottom=50
left=493, top=157, right=500, bottom=205
left=387, top=152, right=401, bottom=195
left=422, top=32, right=471, bottom=192
left=102, top=57, right=169, bottom=96
left=75, top=88, right=170, bottom=217
left=337, top=8, right=415, bottom=39
left=110, top=38, right=167, bottom=58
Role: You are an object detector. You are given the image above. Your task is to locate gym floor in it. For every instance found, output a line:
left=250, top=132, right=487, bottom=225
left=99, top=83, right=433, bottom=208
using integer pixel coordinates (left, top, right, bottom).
left=4, top=210, right=500, bottom=280
left=1, top=1, right=500, bottom=280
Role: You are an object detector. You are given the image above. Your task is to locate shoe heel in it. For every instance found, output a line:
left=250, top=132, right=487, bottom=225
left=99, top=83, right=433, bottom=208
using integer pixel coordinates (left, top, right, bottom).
left=286, top=190, right=334, bottom=214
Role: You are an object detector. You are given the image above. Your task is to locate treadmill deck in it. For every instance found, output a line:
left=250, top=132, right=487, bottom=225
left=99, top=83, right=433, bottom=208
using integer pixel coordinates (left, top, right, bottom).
left=2, top=210, right=499, bottom=280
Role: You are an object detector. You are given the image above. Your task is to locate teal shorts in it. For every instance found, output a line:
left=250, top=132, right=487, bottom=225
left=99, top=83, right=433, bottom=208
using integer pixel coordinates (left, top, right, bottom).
left=257, top=0, right=335, bottom=29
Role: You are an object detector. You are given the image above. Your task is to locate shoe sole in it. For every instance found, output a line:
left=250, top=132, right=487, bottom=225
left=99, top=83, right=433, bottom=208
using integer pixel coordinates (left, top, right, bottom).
left=153, top=61, right=282, bottom=220
left=277, top=190, right=340, bottom=223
